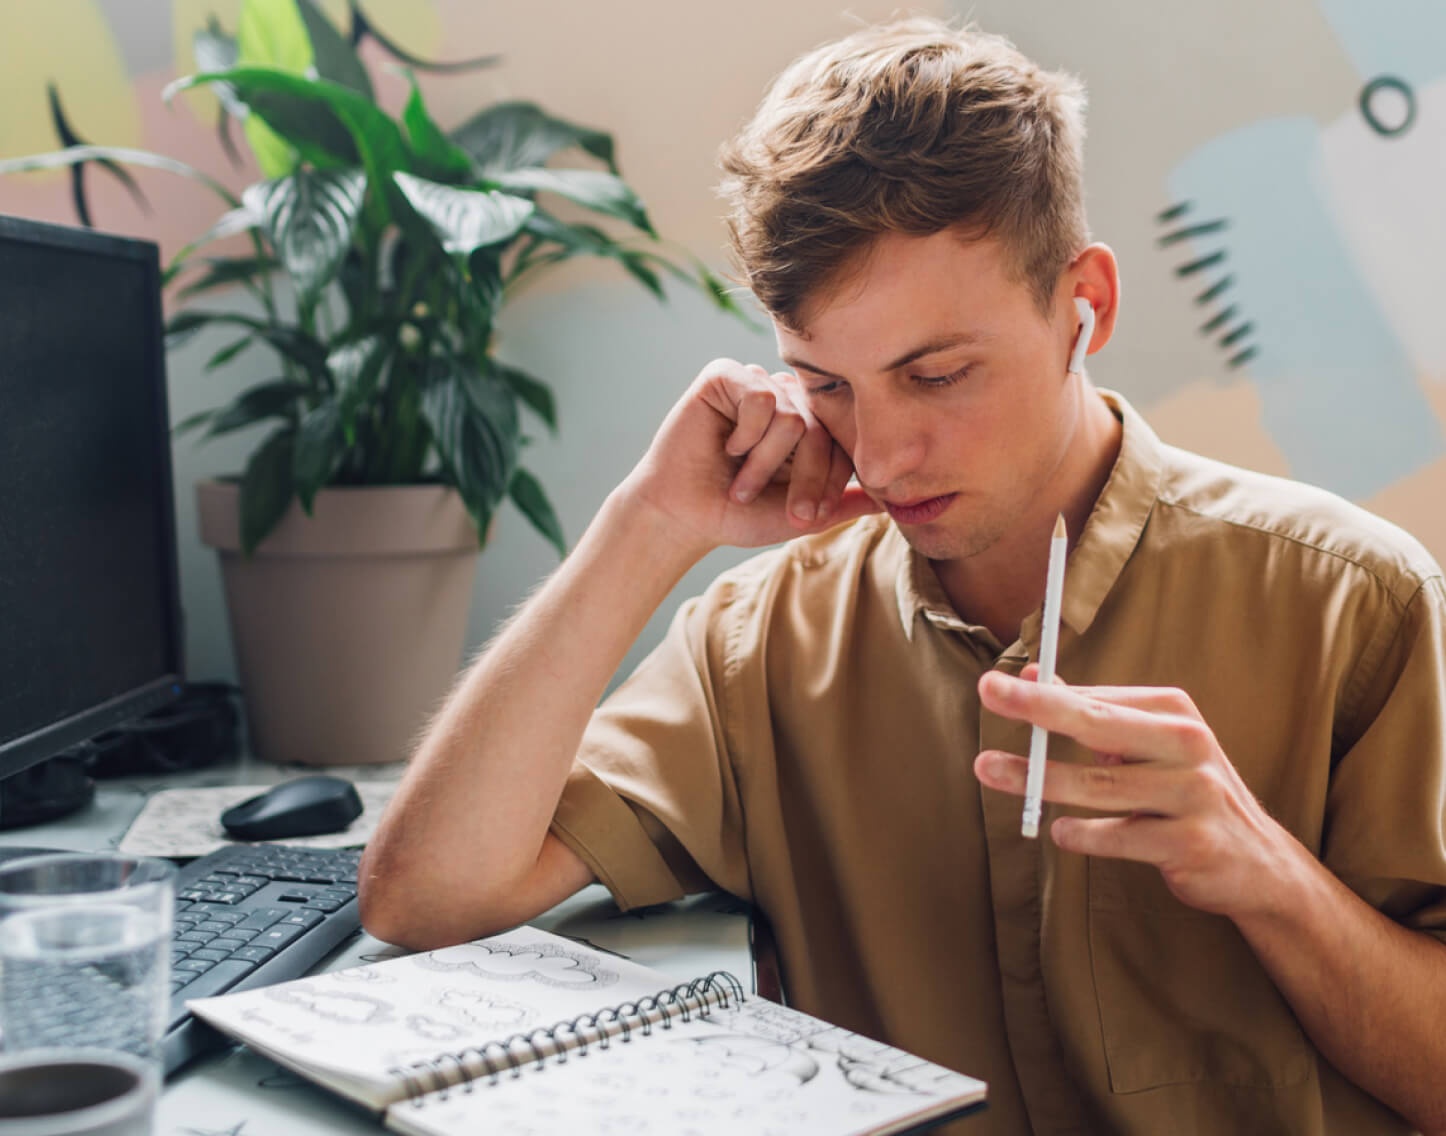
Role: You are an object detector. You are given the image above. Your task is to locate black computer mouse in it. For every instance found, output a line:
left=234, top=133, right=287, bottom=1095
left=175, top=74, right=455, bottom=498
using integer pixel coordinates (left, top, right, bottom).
left=220, top=775, right=364, bottom=841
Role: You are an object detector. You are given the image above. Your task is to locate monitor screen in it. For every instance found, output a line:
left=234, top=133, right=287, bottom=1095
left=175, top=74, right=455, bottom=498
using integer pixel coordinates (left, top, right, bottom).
left=0, top=214, right=183, bottom=783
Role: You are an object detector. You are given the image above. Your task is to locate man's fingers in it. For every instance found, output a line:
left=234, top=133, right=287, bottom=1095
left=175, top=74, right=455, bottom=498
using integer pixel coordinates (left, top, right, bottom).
left=1050, top=814, right=1176, bottom=864
left=1017, top=664, right=1192, bottom=715
left=728, top=378, right=810, bottom=504
left=975, top=750, right=1192, bottom=814
left=779, top=376, right=835, bottom=524
left=978, top=671, right=1213, bottom=765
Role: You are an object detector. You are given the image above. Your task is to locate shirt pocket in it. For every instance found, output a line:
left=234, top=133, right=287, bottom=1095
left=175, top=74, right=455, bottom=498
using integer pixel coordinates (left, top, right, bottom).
left=1088, top=859, right=1315, bottom=1094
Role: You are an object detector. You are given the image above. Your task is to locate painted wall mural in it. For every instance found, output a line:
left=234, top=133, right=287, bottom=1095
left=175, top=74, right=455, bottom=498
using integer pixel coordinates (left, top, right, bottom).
left=1156, top=0, right=1446, bottom=505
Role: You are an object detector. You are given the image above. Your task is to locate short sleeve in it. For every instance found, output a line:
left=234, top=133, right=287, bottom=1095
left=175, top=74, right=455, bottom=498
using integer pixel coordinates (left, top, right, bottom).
left=549, top=584, right=754, bottom=912
left=1324, top=576, right=1446, bottom=939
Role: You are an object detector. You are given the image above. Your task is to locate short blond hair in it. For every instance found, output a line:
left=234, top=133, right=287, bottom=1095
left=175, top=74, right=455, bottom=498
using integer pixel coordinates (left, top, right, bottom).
left=718, top=18, right=1089, bottom=325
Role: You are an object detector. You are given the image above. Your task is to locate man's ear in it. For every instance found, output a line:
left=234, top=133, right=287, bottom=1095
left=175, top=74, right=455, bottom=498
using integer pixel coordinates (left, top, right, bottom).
left=1064, top=243, right=1121, bottom=361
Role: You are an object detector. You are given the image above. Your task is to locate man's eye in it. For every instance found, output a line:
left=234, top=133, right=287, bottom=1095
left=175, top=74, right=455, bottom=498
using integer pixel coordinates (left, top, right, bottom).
left=914, top=366, right=971, bottom=389
left=807, top=381, right=846, bottom=397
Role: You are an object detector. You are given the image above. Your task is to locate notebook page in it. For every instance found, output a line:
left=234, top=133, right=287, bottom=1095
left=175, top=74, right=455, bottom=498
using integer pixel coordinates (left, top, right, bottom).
left=188, top=925, right=720, bottom=1108
left=388, top=996, right=987, bottom=1136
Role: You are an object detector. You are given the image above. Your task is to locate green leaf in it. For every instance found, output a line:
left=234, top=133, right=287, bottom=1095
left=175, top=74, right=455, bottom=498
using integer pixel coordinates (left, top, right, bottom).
left=450, top=101, right=617, bottom=175
left=466, top=252, right=503, bottom=321
left=164, top=309, right=331, bottom=378
left=206, top=379, right=308, bottom=437
left=295, top=0, right=373, bottom=101
left=243, top=167, right=367, bottom=307
left=173, top=408, right=215, bottom=437
left=491, top=360, right=556, bottom=434
left=617, top=249, right=665, bottom=299
left=393, top=172, right=534, bottom=255
left=293, top=401, right=344, bottom=509
left=0, top=145, right=239, bottom=208
left=492, top=167, right=654, bottom=236
left=401, top=72, right=473, bottom=181
left=420, top=362, right=519, bottom=528
left=240, top=426, right=297, bottom=553
left=169, top=70, right=410, bottom=197
left=166, top=308, right=222, bottom=337
left=205, top=335, right=255, bottom=372
left=509, top=466, right=565, bottom=557
left=327, top=335, right=388, bottom=438
left=174, top=254, right=278, bottom=303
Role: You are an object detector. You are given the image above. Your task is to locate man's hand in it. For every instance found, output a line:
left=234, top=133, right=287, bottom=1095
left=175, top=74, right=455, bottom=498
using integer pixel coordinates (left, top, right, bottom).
left=623, top=358, right=881, bottom=558
left=973, top=667, right=1299, bottom=920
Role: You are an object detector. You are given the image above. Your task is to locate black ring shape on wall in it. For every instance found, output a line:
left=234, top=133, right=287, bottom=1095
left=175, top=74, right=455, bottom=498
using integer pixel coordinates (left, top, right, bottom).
left=1359, top=75, right=1416, bottom=137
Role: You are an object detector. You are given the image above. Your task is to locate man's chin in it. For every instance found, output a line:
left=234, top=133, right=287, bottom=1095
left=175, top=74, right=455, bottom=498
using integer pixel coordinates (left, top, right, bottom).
left=892, top=521, right=999, bottom=564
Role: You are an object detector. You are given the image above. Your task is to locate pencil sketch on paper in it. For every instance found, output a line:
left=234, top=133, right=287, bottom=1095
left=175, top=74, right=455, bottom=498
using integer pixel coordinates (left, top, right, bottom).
left=324, top=964, right=397, bottom=985
left=413, top=940, right=622, bottom=990
left=673, top=1034, right=821, bottom=1086
left=403, top=1014, right=469, bottom=1042
left=265, top=987, right=395, bottom=1026
left=681, top=1005, right=962, bottom=1099
left=430, top=987, right=535, bottom=1032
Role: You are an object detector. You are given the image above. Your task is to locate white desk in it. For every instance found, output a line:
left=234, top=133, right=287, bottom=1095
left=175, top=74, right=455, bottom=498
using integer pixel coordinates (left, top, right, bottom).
left=0, top=760, right=753, bottom=1136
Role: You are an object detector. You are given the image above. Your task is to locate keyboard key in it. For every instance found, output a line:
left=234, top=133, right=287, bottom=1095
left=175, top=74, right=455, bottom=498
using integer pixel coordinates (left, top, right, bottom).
left=174, top=958, right=257, bottom=1001
left=190, top=948, right=231, bottom=963
left=278, top=910, right=324, bottom=930
left=232, top=945, right=276, bottom=964
left=174, top=958, right=217, bottom=975
left=178, top=930, right=217, bottom=945
left=209, top=936, right=252, bottom=953
left=250, top=923, right=308, bottom=951
left=237, top=907, right=290, bottom=930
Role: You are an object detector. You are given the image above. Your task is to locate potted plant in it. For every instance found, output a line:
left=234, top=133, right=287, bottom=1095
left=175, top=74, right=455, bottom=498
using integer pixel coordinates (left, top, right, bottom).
left=0, top=0, right=741, bottom=766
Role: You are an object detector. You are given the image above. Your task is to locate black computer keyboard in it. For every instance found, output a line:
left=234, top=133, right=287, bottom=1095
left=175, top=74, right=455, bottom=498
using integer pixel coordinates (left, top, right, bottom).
left=164, top=843, right=363, bottom=1075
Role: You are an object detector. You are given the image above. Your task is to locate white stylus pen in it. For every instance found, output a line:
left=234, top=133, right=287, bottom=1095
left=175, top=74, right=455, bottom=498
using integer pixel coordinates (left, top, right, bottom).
left=1022, top=514, right=1067, bottom=839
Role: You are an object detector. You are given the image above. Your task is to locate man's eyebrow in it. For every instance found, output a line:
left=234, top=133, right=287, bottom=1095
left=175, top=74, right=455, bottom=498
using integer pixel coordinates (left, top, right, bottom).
left=783, top=332, right=992, bottom=380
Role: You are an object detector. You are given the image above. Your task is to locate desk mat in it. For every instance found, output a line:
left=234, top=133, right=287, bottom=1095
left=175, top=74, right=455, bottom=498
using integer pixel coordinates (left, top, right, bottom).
left=118, top=782, right=398, bottom=857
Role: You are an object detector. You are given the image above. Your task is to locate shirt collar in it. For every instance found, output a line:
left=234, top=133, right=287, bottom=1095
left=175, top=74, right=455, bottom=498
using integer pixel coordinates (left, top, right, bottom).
left=893, top=389, right=1165, bottom=645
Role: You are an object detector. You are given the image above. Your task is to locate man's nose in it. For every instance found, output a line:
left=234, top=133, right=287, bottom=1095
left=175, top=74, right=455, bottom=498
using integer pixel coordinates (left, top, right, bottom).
left=850, top=401, right=926, bottom=492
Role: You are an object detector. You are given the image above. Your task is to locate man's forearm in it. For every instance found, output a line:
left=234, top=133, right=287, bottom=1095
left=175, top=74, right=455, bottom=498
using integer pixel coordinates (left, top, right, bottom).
left=1237, top=841, right=1446, bottom=1134
left=359, top=485, right=705, bottom=945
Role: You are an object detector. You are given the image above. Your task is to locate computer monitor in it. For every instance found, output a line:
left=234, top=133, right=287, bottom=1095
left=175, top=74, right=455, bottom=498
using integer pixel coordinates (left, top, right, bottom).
left=0, top=214, right=184, bottom=803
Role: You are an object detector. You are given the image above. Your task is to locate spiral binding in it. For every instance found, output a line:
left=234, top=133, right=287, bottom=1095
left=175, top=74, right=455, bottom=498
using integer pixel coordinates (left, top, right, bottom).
left=389, top=969, right=745, bottom=1104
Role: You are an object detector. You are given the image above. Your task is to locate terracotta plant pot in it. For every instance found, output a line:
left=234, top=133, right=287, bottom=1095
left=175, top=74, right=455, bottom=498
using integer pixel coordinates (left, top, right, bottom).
left=196, top=481, right=480, bottom=766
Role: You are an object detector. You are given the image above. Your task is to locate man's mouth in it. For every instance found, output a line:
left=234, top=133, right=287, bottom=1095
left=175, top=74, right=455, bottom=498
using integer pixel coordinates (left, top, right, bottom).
left=882, top=494, right=958, bottom=525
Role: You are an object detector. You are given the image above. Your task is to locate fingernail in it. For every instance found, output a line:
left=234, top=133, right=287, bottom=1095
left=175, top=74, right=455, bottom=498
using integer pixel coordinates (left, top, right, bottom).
left=980, top=672, right=1011, bottom=699
left=817, top=501, right=831, bottom=520
left=975, top=752, right=1006, bottom=778
left=734, top=486, right=754, bottom=504
left=793, top=501, right=815, bottom=522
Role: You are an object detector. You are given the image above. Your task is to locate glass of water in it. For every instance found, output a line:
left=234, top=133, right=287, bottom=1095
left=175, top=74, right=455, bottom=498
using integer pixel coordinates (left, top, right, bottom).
left=0, top=854, right=175, bottom=1064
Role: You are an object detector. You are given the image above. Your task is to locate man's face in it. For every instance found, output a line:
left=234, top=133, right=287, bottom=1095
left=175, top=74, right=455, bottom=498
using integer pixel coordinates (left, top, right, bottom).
left=776, top=230, right=1086, bottom=565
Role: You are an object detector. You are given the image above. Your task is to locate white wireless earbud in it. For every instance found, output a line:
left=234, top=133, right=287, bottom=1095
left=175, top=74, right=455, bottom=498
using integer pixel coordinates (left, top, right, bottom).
left=1068, top=297, right=1095, bottom=375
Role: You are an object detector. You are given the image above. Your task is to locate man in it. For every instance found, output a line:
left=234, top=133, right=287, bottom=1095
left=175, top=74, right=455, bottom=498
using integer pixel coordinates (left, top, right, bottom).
left=360, top=18, right=1446, bottom=1135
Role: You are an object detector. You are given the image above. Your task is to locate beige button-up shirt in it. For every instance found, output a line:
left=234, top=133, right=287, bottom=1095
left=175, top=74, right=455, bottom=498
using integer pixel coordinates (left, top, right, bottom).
left=553, top=393, right=1446, bottom=1135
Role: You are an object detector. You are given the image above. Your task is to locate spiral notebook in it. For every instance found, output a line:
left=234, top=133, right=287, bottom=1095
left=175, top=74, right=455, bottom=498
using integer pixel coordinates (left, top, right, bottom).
left=187, top=925, right=987, bottom=1136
